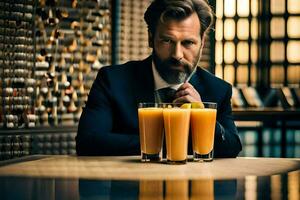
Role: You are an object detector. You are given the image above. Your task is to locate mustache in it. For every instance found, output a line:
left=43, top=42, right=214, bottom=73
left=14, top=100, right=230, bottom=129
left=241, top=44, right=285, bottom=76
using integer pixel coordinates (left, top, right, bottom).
left=166, top=58, right=186, bottom=66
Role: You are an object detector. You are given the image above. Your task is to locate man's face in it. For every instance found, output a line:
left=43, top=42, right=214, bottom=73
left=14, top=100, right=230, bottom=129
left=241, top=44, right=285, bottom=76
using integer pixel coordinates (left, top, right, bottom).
left=151, top=13, right=204, bottom=84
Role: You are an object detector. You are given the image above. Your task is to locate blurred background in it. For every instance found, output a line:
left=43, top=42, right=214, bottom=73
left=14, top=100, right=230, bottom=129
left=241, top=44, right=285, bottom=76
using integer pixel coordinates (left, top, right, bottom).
left=0, top=0, right=299, bottom=161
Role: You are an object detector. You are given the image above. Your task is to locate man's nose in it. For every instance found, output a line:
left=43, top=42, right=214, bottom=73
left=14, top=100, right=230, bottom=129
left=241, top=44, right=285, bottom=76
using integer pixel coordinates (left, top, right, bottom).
left=171, top=43, right=183, bottom=61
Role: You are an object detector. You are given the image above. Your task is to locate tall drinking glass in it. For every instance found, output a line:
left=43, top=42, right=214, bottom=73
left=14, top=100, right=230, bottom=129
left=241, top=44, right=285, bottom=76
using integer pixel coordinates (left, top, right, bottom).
left=138, top=103, right=164, bottom=162
left=163, top=103, right=191, bottom=164
left=190, top=102, right=217, bottom=162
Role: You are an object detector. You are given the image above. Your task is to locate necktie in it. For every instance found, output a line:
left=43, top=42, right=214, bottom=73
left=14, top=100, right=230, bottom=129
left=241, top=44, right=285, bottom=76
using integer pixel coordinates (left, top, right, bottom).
left=157, top=87, right=176, bottom=103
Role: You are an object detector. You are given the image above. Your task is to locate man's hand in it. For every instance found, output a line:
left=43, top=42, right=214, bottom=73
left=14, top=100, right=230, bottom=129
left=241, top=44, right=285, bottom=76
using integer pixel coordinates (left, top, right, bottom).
left=173, top=83, right=202, bottom=103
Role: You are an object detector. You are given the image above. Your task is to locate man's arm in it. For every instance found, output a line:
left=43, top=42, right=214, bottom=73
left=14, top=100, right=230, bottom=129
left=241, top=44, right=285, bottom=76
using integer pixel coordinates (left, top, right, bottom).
left=213, top=86, right=242, bottom=158
left=76, top=68, right=140, bottom=156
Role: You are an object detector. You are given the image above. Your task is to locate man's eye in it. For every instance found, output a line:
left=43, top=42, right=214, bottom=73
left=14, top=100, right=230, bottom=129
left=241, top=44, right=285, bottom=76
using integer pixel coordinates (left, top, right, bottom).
left=182, top=41, right=194, bottom=46
left=162, top=39, right=171, bottom=43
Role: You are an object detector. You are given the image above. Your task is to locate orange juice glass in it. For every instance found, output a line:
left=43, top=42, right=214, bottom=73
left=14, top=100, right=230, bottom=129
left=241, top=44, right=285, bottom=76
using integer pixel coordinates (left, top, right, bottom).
left=163, top=103, right=191, bottom=164
left=191, top=102, right=217, bottom=162
left=138, top=103, right=164, bottom=162
left=191, top=179, right=214, bottom=200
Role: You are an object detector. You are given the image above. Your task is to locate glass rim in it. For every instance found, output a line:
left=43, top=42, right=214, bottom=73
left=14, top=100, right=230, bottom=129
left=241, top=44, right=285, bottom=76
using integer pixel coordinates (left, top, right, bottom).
left=138, top=102, right=161, bottom=108
left=194, top=102, right=217, bottom=106
left=138, top=102, right=217, bottom=109
left=139, top=102, right=217, bottom=105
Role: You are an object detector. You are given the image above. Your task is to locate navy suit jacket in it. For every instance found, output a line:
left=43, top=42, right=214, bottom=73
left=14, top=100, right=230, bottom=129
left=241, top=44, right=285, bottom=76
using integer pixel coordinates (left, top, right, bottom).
left=76, top=56, right=242, bottom=157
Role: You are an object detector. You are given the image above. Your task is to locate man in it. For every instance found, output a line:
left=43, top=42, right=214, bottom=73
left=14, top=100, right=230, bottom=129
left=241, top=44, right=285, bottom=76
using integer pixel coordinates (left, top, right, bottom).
left=76, top=0, right=242, bottom=157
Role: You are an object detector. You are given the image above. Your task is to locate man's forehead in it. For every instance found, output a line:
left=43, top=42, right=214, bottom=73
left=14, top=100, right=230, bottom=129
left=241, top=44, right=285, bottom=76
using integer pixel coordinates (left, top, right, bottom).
left=156, top=13, right=202, bottom=37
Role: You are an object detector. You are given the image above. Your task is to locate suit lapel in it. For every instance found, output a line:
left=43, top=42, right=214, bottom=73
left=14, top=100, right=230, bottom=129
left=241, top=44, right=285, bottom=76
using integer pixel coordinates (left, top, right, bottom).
left=133, top=62, right=210, bottom=104
left=189, top=68, right=208, bottom=102
left=133, top=56, right=155, bottom=104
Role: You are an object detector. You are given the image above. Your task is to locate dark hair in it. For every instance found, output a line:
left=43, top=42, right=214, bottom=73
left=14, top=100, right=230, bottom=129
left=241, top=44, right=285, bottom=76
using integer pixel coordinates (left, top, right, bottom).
left=144, top=0, right=214, bottom=38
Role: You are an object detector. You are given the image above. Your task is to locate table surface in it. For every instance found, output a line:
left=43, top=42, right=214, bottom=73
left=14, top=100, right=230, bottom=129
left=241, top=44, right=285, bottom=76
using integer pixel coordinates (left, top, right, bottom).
left=0, top=155, right=299, bottom=180
left=0, top=156, right=299, bottom=200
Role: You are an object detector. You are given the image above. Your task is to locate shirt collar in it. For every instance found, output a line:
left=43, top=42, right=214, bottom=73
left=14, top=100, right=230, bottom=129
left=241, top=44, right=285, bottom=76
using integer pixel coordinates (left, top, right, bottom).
left=152, top=61, right=182, bottom=91
left=152, top=60, right=196, bottom=91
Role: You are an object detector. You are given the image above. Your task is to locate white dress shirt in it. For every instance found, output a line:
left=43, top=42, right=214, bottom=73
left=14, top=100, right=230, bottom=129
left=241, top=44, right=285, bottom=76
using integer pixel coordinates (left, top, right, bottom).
left=152, top=60, right=196, bottom=102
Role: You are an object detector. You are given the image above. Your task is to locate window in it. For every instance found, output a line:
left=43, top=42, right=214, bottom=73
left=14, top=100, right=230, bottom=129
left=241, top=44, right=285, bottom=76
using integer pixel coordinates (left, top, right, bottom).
left=214, top=0, right=300, bottom=88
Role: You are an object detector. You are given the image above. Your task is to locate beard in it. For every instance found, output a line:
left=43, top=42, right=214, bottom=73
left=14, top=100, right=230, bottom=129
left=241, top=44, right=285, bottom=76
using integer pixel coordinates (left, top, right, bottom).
left=153, top=52, right=199, bottom=84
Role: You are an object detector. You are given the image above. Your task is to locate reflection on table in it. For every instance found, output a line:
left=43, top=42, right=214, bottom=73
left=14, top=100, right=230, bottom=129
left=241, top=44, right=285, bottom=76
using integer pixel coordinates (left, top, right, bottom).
left=0, top=156, right=299, bottom=200
left=0, top=170, right=299, bottom=200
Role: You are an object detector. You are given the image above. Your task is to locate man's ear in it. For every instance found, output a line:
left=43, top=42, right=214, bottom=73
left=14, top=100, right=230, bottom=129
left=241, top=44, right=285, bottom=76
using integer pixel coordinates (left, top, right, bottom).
left=198, top=35, right=206, bottom=58
left=200, top=35, right=206, bottom=49
left=148, top=31, right=153, bottom=48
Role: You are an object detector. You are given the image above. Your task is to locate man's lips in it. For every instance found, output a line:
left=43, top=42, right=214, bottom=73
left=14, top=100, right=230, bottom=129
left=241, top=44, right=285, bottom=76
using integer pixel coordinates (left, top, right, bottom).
left=169, top=65, right=184, bottom=71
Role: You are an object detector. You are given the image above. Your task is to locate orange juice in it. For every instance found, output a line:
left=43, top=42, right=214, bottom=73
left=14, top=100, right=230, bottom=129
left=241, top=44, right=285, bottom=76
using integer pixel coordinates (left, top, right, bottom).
left=165, top=180, right=189, bottom=200
left=138, top=107, right=164, bottom=155
left=191, top=108, right=217, bottom=155
left=163, top=108, right=190, bottom=162
left=191, top=179, right=214, bottom=200
left=139, top=180, right=163, bottom=200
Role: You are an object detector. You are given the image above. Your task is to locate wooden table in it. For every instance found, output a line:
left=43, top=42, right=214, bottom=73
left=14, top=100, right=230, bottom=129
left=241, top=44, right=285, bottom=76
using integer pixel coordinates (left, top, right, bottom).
left=0, top=156, right=299, bottom=200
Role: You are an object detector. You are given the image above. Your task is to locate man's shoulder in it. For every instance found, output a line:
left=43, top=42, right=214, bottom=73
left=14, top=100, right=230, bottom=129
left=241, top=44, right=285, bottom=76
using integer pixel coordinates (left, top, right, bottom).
left=100, top=57, right=151, bottom=74
left=94, top=57, right=152, bottom=86
left=100, top=60, right=139, bottom=73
